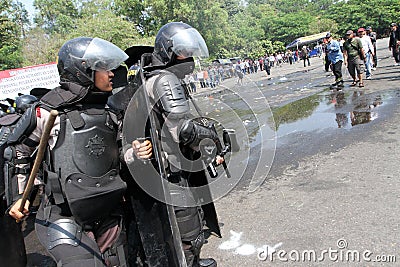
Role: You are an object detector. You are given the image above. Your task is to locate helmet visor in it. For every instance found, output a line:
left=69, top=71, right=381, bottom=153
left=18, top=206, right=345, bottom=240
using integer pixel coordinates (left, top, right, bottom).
left=171, top=28, right=209, bottom=59
left=83, top=38, right=129, bottom=71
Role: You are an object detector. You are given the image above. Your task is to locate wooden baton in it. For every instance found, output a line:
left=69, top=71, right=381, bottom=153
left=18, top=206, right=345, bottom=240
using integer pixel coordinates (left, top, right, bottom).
left=18, top=110, right=58, bottom=213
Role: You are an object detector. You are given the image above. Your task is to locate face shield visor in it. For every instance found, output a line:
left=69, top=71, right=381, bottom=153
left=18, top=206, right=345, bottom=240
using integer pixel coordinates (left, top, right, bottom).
left=81, top=37, right=129, bottom=71
left=170, top=28, right=209, bottom=59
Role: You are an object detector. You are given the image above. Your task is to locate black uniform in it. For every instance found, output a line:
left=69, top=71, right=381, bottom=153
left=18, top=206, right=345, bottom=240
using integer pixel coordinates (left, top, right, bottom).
left=0, top=94, right=38, bottom=267
left=5, top=37, right=130, bottom=267
left=123, top=22, right=221, bottom=267
left=0, top=113, right=28, bottom=267
left=7, top=84, right=128, bottom=267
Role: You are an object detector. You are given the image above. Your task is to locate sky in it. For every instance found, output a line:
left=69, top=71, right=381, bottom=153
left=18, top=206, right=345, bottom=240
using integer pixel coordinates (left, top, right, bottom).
left=20, top=0, right=35, bottom=19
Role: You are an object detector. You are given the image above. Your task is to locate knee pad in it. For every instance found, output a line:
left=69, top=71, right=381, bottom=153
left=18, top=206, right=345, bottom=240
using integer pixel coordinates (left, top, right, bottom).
left=175, top=206, right=203, bottom=242
left=35, top=217, right=104, bottom=266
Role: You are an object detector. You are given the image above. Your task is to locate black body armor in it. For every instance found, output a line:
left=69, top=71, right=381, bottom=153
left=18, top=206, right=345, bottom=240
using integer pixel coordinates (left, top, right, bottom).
left=48, top=105, right=126, bottom=226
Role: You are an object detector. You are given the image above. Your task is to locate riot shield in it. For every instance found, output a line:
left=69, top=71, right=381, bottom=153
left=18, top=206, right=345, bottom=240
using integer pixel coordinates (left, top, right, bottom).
left=122, top=64, right=186, bottom=266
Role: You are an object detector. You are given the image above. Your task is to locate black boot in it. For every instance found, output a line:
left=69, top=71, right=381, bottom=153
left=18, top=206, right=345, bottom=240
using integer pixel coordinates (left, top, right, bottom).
left=199, top=258, right=217, bottom=267
left=184, top=248, right=217, bottom=267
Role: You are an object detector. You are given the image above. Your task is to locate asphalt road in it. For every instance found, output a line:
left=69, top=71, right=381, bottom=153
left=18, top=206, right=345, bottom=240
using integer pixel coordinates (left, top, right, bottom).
left=201, top=38, right=400, bottom=266
left=22, top=37, right=400, bottom=266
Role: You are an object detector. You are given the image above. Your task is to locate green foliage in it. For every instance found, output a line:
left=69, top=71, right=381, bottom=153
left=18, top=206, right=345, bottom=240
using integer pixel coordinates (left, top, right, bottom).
left=67, top=9, right=146, bottom=50
left=325, top=0, right=400, bottom=36
left=33, top=0, right=79, bottom=34
left=265, top=12, right=316, bottom=44
left=0, top=0, right=23, bottom=69
left=22, top=28, right=64, bottom=64
left=13, top=0, right=400, bottom=68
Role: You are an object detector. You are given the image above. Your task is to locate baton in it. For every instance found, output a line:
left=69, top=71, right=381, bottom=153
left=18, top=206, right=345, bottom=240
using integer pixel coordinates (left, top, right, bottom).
left=18, top=110, right=58, bottom=215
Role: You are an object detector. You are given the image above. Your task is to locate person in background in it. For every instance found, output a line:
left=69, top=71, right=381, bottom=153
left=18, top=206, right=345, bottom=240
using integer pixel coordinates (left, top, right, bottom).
left=325, top=32, right=344, bottom=90
left=358, top=27, right=374, bottom=80
left=366, top=26, right=377, bottom=69
left=389, top=23, right=400, bottom=66
left=301, top=46, right=311, bottom=67
left=322, top=37, right=331, bottom=72
left=343, top=30, right=366, bottom=88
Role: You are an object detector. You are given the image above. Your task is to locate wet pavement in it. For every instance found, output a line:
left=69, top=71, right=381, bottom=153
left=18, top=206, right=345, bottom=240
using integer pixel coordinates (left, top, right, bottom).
left=201, top=37, right=400, bottom=266
left=192, top=39, right=400, bottom=187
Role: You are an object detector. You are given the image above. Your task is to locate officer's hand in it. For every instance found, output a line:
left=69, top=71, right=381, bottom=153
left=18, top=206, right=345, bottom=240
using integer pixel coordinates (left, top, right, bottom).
left=215, top=155, right=224, bottom=165
left=132, top=140, right=153, bottom=160
left=9, top=199, right=30, bottom=221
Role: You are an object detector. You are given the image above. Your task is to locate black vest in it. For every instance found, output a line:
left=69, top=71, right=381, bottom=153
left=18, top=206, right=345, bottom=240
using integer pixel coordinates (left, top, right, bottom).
left=49, top=104, right=126, bottom=226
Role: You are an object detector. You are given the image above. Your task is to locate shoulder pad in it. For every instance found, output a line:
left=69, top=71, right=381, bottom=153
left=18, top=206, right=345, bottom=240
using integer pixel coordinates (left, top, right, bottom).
left=0, top=114, right=21, bottom=126
left=153, top=70, right=189, bottom=115
left=7, top=104, right=38, bottom=145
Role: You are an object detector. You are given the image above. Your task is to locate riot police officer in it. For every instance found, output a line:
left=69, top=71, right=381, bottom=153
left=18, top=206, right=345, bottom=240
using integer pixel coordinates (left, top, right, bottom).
left=7, top=37, right=152, bottom=267
left=140, top=22, right=221, bottom=267
left=0, top=94, right=37, bottom=267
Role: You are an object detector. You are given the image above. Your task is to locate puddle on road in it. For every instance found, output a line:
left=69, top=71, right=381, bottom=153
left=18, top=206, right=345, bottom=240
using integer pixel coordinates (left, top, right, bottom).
left=272, top=89, right=399, bottom=138
left=196, top=87, right=400, bottom=146
left=193, top=87, right=399, bottom=189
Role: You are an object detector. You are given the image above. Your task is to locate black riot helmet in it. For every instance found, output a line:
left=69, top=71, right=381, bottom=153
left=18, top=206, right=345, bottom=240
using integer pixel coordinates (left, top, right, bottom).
left=153, top=22, right=209, bottom=65
left=57, top=37, right=128, bottom=86
left=14, top=95, right=37, bottom=113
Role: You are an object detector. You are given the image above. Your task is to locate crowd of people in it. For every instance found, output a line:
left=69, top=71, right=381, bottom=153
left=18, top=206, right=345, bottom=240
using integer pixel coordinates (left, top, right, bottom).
left=187, top=23, right=398, bottom=92
left=323, top=24, right=384, bottom=90
left=185, top=49, right=315, bottom=90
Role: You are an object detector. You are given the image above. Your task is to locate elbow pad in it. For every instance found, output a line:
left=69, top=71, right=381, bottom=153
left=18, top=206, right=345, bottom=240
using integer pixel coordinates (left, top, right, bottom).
left=153, top=71, right=189, bottom=118
left=179, top=120, right=217, bottom=149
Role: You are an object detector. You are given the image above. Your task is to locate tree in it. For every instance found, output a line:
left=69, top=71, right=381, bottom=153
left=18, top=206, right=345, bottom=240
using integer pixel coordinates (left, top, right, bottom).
left=10, top=0, right=30, bottom=38
left=325, top=0, right=400, bottom=36
left=0, top=0, right=23, bottom=70
left=22, top=28, right=63, bottom=65
left=265, top=12, right=315, bottom=44
left=220, top=0, right=244, bottom=17
left=17, top=0, right=400, bottom=66
left=33, top=0, right=79, bottom=34
left=68, top=9, right=148, bottom=50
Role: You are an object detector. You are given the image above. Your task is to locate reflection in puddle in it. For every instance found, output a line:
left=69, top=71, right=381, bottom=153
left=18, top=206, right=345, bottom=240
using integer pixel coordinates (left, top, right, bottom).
left=333, top=91, right=382, bottom=128
left=272, top=90, right=390, bottom=138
